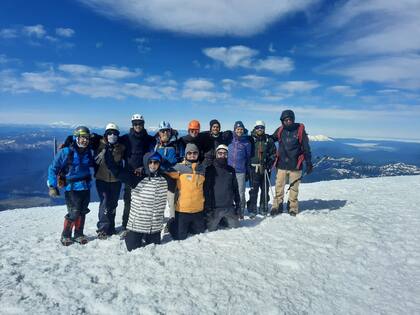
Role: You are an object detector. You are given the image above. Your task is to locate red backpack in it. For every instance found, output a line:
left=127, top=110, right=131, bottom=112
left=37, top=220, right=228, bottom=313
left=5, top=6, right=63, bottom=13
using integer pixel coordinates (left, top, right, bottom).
left=273, top=123, right=305, bottom=169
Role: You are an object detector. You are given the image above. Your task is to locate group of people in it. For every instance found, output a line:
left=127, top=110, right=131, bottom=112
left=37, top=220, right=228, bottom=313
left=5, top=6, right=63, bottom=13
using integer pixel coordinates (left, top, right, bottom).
left=47, top=110, right=313, bottom=251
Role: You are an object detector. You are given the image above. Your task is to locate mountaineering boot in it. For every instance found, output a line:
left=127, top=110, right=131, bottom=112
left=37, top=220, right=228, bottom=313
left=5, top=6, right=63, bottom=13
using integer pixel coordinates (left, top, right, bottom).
left=61, top=218, right=74, bottom=246
left=73, top=215, right=88, bottom=244
left=270, top=207, right=280, bottom=216
left=97, top=230, right=108, bottom=240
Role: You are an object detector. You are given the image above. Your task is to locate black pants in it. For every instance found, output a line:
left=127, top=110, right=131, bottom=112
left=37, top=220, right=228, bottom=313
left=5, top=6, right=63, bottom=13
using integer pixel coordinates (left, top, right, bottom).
left=125, top=230, right=161, bottom=251
left=173, top=211, right=205, bottom=241
left=122, top=185, right=131, bottom=229
left=96, top=180, right=122, bottom=235
left=63, top=190, right=90, bottom=238
left=248, top=167, right=270, bottom=214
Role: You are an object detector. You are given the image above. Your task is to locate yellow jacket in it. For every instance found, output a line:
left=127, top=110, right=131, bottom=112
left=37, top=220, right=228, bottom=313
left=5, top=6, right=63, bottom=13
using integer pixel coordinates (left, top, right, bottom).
left=167, top=161, right=206, bottom=213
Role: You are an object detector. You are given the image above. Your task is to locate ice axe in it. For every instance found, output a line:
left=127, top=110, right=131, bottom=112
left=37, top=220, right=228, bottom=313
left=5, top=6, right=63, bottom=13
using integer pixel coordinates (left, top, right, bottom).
left=286, top=155, right=328, bottom=192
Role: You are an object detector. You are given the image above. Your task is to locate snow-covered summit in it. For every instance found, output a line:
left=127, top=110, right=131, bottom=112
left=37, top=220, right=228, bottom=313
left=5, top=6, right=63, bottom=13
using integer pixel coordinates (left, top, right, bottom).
left=309, top=134, right=333, bottom=141
left=1, top=176, right=419, bottom=314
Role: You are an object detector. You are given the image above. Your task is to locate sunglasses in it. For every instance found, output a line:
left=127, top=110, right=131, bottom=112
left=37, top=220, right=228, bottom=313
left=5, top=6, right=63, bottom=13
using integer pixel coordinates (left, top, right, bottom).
left=106, top=131, right=119, bottom=136
left=133, top=122, right=144, bottom=126
left=149, top=160, right=160, bottom=165
left=186, top=151, right=199, bottom=155
left=216, top=151, right=228, bottom=156
left=255, top=126, right=265, bottom=130
left=159, top=129, right=171, bottom=133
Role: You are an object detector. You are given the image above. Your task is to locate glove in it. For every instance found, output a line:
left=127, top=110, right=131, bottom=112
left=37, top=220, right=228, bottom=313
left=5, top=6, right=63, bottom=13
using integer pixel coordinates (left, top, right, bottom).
left=306, top=163, right=313, bottom=175
left=134, top=167, right=144, bottom=176
left=48, top=187, right=60, bottom=198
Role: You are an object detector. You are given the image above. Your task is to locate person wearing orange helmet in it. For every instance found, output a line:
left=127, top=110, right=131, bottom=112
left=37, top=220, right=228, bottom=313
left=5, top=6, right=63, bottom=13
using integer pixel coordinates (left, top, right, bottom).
left=177, top=119, right=206, bottom=163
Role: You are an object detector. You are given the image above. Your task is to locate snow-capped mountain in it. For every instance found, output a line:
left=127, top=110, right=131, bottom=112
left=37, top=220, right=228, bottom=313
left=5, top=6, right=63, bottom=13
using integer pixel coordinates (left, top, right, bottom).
left=308, top=134, right=333, bottom=141
left=1, top=176, right=419, bottom=314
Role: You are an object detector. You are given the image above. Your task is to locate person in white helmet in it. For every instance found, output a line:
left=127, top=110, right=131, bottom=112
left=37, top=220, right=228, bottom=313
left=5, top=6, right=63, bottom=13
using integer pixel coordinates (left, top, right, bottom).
left=119, top=114, right=155, bottom=236
left=93, top=123, right=126, bottom=239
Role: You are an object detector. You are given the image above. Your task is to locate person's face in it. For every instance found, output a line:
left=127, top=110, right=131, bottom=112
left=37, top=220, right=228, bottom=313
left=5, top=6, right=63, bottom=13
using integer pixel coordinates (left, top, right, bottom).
left=189, top=129, right=199, bottom=138
left=132, top=121, right=144, bottom=133
left=186, top=150, right=199, bottom=161
left=255, top=126, right=265, bottom=136
left=235, top=127, right=244, bottom=137
left=211, top=124, right=220, bottom=136
left=77, top=135, right=90, bottom=148
left=216, top=149, right=228, bottom=159
left=283, top=117, right=293, bottom=127
left=159, top=129, right=170, bottom=142
left=148, top=160, right=160, bottom=172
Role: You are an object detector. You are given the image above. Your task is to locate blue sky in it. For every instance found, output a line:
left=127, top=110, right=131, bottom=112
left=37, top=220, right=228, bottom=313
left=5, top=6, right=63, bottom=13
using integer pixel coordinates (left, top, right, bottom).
left=0, top=0, right=419, bottom=140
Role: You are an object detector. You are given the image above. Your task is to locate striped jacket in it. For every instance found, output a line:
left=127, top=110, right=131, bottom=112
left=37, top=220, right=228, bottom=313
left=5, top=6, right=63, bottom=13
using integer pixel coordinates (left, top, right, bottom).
left=128, top=174, right=168, bottom=233
left=167, top=160, right=206, bottom=213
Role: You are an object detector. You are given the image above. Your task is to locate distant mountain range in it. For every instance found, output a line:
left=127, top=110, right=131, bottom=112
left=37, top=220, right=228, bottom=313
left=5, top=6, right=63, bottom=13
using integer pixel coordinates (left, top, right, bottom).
left=0, top=123, right=419, bottom=211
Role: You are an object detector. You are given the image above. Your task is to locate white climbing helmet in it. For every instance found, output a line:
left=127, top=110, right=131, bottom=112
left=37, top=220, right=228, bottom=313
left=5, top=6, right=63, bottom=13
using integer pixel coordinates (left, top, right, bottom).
left=105, top=123, right=119, bottom=132
left=131, top=113, right=144, bottom=122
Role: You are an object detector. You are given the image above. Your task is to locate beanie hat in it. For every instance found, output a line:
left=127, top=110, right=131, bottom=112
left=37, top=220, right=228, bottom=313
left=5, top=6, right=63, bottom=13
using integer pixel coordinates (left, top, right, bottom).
left=185, top=143, right=199, bottom=156
left=233, top=121, right=245, bottom=130
left=209, top=119, right=221, bottom=129
left=216, top=144, right=228, bottom=153
left=280, top=109, right=295, bottom=122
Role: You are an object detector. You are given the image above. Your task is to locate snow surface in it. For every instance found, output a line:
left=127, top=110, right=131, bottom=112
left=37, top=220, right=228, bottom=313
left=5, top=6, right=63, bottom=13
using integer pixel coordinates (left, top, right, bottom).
left=1, top=176, right=420, bottom=314
left=308, top=135, right=333, bottom=142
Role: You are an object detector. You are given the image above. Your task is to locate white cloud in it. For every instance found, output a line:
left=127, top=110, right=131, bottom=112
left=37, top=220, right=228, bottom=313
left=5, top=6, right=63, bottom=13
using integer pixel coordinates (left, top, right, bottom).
left=133, top=37, right=150, bottom=53
left=279, top=81, right=320, bottom=93
left=254, top=56, right=294, bottom=74
left=0, top=69, right=67, bottom=93
left=22, top=25, right=46, bottom=38
left=203, top=46, right=257, bottom=68
left=0, top=28, right=18, bottom=39
left=58, top=64, right=141, bottom=79
left=323, top=55, right=420, bottom=90
left=221, top=79, right=236, bottom=91
left=78, top=0, right=318, bottom=36
left=268, top=43, right=276, bottom=53
left=182, top=78, right=227, bottom=101
left=203, top=45, right=294, bottom=74
left=321, top=0, right=420, bottom=56
left=328, top=85, right=359, bottom=97
left=56, top=28, right=75, bottom=37
left=240, top=75, right=271, bottom=89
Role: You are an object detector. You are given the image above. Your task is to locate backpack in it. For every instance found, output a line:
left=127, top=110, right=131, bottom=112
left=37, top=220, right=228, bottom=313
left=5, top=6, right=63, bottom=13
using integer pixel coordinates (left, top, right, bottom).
left=57, top=149, right=74, bottom=188
left=274, top=123, right=305, bottom=169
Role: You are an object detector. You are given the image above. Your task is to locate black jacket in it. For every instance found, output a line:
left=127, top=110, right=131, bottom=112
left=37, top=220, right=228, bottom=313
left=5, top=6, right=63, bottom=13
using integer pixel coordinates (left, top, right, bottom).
left=120, top=128, right=155, bottom=170
left=250, top=131, right=277, bottom=170
left=271, top=123, right=312, bottom=170
left=200, top=130, right=233, bottom=164
left=204, top=159, right=240, bottom=213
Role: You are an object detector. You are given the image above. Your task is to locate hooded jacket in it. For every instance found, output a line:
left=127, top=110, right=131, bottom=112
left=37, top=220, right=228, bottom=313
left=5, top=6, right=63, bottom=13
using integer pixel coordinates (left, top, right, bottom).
left=105, top=150, right=168, bottom=234
left=94, top=138, right=125, bottom=182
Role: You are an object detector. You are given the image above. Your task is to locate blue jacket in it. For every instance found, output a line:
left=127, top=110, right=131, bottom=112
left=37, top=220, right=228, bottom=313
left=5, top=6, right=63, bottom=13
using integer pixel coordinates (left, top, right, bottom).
left=48, top=146, right=94, bottom=191
left=228, top=135, right=251, bottom=174
left=154, top=139, right=179, bottom=171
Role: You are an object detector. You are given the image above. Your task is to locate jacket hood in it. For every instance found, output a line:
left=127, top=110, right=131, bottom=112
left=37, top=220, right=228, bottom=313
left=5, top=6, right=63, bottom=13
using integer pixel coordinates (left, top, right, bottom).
left=143, top=151, right=162, bottom=175
left=280, top=109, right=295, bottom=122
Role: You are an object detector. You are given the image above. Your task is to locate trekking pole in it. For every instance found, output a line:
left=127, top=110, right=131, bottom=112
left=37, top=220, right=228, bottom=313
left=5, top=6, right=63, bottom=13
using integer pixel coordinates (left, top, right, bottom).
left=53, top=137, right=57, bottom=157
left=286, top=155, right=328, bottom=192
left=265, top=169, right=275, bottom=206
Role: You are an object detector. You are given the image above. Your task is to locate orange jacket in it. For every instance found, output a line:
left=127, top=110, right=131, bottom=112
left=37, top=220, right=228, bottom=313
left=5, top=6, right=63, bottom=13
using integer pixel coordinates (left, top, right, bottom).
left=167, top=161, right=206, bottom=213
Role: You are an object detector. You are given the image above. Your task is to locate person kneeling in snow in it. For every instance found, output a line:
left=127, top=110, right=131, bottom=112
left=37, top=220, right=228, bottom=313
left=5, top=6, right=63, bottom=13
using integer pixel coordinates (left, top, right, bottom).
left=204, top=145, right=240, bottom=231
left=105, top=148, right=168, bottom=251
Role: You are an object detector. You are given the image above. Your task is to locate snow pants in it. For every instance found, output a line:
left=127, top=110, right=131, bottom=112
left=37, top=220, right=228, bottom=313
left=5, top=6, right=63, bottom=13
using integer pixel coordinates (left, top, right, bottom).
left=206, top=208, right=239, bottom=232
left=172, top=211, right=206, bottom=240
left=96, top=179, right=122, bottom=235
left=236, top=173, right=246, bottom=217
left=125, top=230, right=161, bottom=252
left=248, top=167, right=271, bottom=215
left=272, top=169, right=302, bottom=214
left=63, top=189, right=90, bottom=238
left=122, top=184, right=131, bottom=229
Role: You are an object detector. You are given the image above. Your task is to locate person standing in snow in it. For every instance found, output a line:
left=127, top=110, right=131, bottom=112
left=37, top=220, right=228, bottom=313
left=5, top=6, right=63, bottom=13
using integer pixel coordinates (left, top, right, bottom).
left=119, top=114, right=155, bottom=236
left=105, top=149, right=168, bottom=251
left=204, top=144, right=240, bottom=231
left=93, top=123, right=125, bottom=239
left=47, top=126, right=95, bottom=246
left=200, top=119, right=233, bottom=166
left=153, top=121, right=179, bottom=219
left=270, top=110, right=313, bottom=216
left=166, top=143, right=207, bottom=240
left=247, top=120, right=276, bottom=217
left=177, top=120, right=206, bottom=163
left=228, top=121, right=251, bottom=219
